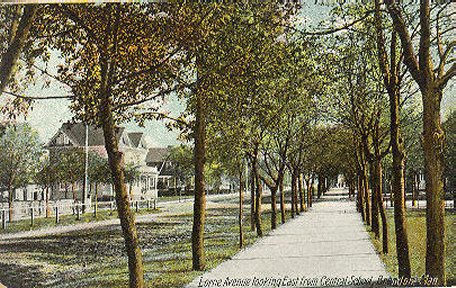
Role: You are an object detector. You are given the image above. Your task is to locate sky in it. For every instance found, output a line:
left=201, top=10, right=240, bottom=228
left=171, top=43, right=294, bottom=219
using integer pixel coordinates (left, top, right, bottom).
left=13, top=3, right=456, bottom=146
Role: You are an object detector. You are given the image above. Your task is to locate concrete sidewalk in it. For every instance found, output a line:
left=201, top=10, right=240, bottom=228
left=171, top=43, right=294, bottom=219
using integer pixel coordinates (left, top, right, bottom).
left=188, top=188, right=388, bottom=288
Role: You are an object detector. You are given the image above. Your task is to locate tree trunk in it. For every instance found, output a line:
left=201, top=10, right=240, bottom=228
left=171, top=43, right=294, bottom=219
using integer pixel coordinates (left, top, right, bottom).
left=192, top=84, right=207, bottom=271
left=250, top=163, right=256, bottom=231
left=45, top=186, right=50, bottom=218
left=239, top=168, right=244, bottom=249
left=422, top=87, right=446, bottom=285
left=291, top=172, right=295, bottom=218
left=371, top=161, right=380, bottom=238
left=389, top=84, right=412, bottom=277
left=99, top=63, right=144, bottom=287
left=0, top=5, right=38, bottom=93
left=252, top=153, right=263, bottom=237
left=72, top=182, right=76, bottom=203
left=375, top=159, right=388, bottom=254
left=8, top=185, right=13, bottom=223
left=306, top=177, right=312, bottom=208
left=279, top=174, right=285, bottom=224
left=94, top=183, right=99, bottom=218
left=293, top=170, right=299, bottom=216
left=412, top=172, right=417, bottom=207
left=357, top=174, right=365, bottom=220
left=270, top=185, right=277, bottom=230
left=298, top=173, right=305, bottom=212
left=317, top=173, right=323, bottom=199
left=362, top=163, right=371, bottom=225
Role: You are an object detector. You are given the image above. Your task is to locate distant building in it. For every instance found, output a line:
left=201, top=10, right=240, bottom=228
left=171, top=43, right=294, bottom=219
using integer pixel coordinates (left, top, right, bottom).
left=146, top=146, right=180, bottom=195
left=47, top=122, right=158, bottom=201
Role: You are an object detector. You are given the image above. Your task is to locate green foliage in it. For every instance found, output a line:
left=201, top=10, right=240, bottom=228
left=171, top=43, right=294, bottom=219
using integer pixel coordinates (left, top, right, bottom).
left=88, top=152, right=111, bottom=184
left=124, top=163, right=141, bottom=185
left=168, top=144, right=193, bottom=183
left=50, top=148, right=85, bottom=185
left=0, top=123, right=43, bottom=191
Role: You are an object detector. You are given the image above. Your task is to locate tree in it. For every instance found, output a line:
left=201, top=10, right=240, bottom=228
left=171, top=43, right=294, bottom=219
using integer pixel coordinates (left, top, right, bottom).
left=88, top=152, right=111, bottom=217
left=385, top=1, right=455, bottom=283
left=125, top=163, right=141, bottom=199
left=373, top=0, right=411, bottom=276
left=54, top=148, right=85, bottom=203
left=170, top=1, right=300, bottom=265
left=0, top=123, right=42, bottom=221
left=0, top=5, right=38, bottom=94
left=35, top=155, right=58, bottom=217
left=35, top=4, right=189, bottom=286
left=169, top=144, right=194, bottom=193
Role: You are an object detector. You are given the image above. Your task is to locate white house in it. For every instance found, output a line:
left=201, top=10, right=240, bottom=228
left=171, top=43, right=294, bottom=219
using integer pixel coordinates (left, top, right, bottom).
left=47, top=122, right=159, bottom=201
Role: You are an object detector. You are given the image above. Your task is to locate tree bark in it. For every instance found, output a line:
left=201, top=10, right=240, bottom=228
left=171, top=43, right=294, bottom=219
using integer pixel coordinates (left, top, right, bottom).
left=192, top=83, right=207, bottom=270
left=390, top=86, right=412, bottom=277
left=317, top=173, right=323, bottom=199
left=94, top=183, right=99, bottom=218
left=292, top=170, right=299, bottom=215
left=371, top=161, right=380, bottom=238
left=100, top=113, right=145, bottom=287
left=8, top=185, right=13, bottom=223
left=0, top=5, right=38, bottom=94
left=45, top=186, right=50, bottom=218
left=298, top=173, right=305, bottom=212
left=412, top=173, right=417, bottom=207
left=422, top=87, right=446, bottom=285
left=357, top=174, right=365, bottom=220
left=99, top=59, right=144, bottom=286
left=239, top=168, right=244, bottom=249
left=291, top=172, right=295, bottom=218
left=362, top=162, right=371, bottom=225
left=250, top=163, right=256, bottom=231
left=375, top=158, right=388, bottom=254
left=252, top=151, right=263, bottom=237
left=270, top=185, right=277, bottom=230
left=306, top=176, right=313, bottom=208
left=72, top=182, right=76, bottom=203
left=279, top=174, right=285, bottom=224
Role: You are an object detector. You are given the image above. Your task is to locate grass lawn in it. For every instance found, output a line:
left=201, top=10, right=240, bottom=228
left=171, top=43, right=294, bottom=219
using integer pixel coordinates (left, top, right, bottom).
left=156, top=195, right=193, bottom=202
left=0, top=196, right=292, bottom=288
left=368, top=209, right=455, bottom=286
left=0, top=208, right=160, bottom=234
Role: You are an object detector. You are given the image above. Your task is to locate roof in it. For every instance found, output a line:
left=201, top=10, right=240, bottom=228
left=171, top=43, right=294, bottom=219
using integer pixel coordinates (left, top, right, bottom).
left=128, top=132, right=144, bottom=148
left=146, top=147, right=172, bottom=163
left=54, top=122, right=125, bottom=147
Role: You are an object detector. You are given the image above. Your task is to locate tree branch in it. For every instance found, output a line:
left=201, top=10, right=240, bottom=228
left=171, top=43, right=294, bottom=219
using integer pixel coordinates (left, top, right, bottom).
left=437, top=63, right=456, bottom=90
left=3, top=90, right=73, bottom=100
left=385, top=1, right=421, bottom=84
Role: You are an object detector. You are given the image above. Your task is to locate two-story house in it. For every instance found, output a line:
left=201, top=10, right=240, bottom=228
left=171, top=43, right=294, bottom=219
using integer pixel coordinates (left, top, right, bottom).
left=47, top=122, right=158, bottom=201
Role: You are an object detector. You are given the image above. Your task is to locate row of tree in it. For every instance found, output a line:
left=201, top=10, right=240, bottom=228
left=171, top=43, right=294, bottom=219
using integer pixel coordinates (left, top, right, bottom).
left=310, top=1, right=454, bottom=284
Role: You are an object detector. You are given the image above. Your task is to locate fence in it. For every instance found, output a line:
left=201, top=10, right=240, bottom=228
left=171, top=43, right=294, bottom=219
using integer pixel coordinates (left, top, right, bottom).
left=0, top=198, right=157, bottom=230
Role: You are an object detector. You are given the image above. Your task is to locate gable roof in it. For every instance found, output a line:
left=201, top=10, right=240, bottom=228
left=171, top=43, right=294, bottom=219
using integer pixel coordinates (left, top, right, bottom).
left=50, top=123, right=125, bottom=147
left=128, top=132, right=144, bottom=148
left=146, top=147, right=172, bottom=163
